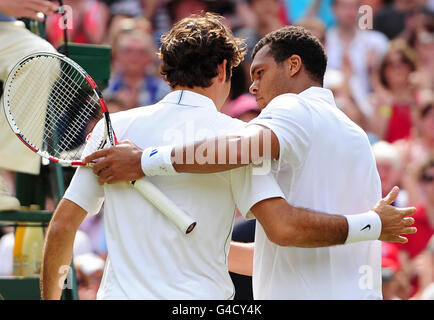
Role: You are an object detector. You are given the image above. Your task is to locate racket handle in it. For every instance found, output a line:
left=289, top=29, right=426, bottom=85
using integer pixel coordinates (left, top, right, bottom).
left=131, top=179, right=197, bottom=234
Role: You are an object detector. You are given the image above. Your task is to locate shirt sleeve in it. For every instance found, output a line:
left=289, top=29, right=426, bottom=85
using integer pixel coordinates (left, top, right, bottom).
left=63, top=120, right=105, bottom=215
left=230, top=165, right=285, bottom=220
left=248, top=95, right=314, bottom=170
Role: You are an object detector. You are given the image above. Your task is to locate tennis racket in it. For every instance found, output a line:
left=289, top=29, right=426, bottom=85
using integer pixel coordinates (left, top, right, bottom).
left=3, top=52, right=196, bottom=234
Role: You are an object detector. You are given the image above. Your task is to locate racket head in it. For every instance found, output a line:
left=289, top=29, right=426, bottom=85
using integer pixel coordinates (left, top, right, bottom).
left=2, top=52, right=115, bottom=166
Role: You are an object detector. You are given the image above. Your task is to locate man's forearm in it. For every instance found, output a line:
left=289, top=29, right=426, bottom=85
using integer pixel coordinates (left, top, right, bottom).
left=83, top=126, right=278, bottom=183
left=41, top=199, right=86, bottom=300
left=251, top=198, right=350, bottom=248
left=41, top=225, right=75, bottom=299
left=171, top=136, right=247, bottom=173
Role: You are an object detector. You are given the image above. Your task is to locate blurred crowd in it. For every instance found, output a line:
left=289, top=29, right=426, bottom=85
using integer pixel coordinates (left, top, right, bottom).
left=0, top=0, right=433, bottom=300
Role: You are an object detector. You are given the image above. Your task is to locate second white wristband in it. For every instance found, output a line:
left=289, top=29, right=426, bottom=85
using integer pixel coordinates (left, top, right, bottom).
left=344, top=211, right=382, bottom=244
left=141, top=145, right=179, bottom=176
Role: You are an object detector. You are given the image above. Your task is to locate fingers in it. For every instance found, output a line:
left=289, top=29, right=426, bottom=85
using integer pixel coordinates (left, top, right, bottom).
left=403, top=217, right=415, bottom=226
left=397, top=236, right=408, bottom=244
left=399, top=206, right=417, bottom=217
left=91, top=158, right=109, bottom=176
left=400, top=227, right=417, bottom=235
left=25, top=0, right=58, bottom=19
left=382, top=186, right=399, bottom=205
left=117, top=139, right=133, bottom=145
left=83, top=148, right=110, bottom=164
left=97, top=168, right=113, bottom=185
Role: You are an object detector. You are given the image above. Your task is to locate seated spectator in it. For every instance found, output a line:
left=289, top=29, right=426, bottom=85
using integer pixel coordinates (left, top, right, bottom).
left=413, top=235, right=434, bottom=299
left=74, top=253, right=105, bottom=300
left=408, top=18, right=434, bottom=91
left=324, top=68, right=367, bottom=133
left=296, top=16, right=326, bottom=44
left=103, top=29, right=170, bottom=109
left=283, top=0, right=335, bottom=28
left=249, top=0, right=288, bottom=38
left=373, top=0, right=429, bottom=40
left=396, top=157, right=434, bottom=297
left=396, top=90, right=434, bottom=197
left=326, top=0, right=389, bottom=119
left=369, top=39, right=418, bottom=143
left=167, top=0, right=209, bottom=24
left=106, top=16, right=152, bottom=48
left=46, top=0, right=110, bottom=48
left=381, top=241, right=412, bottom=300
left=372, top=141, right=408, bottom=206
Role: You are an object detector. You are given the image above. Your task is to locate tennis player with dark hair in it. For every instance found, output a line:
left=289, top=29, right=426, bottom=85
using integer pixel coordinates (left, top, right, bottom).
left=86, top=24, right=417, bottom=299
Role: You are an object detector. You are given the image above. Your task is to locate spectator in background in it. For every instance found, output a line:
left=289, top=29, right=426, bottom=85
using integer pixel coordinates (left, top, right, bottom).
left=106, top=15, right=152, bottom=48
left=248, top=0, right=288, bottom=38
left=413, top=235, right=434, bottom=299
left=46, top=0, right=110, bottom=48
left=296, top=16, right=326, bottom=44
left=167, top=0, right=209, bottom=23
left=374, top=0, right=432, bottom=40
left=407, top=15, right=434, bottom=91
left=372, top=141, right=408, bottom=207
left=323, top=68, right=367, bottom=133
left=284, top=0, right=335, bottom=28
left=396, top=90, right=434, bottom=204
left=397, top=157, right=434, bottom=298
left=381, top=241, right=412, bottom=300
left=74, top=252, right=105, bottom=300
left=103, top=0, right=159, bottom=21
left=326, top=0, right=389, bottom=119
left=369, top=39, right=418, bottom=143
left=103, top=29, right=170, bottom=109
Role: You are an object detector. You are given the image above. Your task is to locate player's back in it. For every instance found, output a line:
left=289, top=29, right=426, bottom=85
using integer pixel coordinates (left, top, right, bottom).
left=98, top=90, right=266, bottom=299
left=251, top=87, right=382, bottom=299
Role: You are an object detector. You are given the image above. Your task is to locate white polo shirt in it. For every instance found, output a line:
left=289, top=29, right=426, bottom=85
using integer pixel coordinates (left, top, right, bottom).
left=63, top=90, right=284, bottom=300
left=249, top=87, right=382, bottom=300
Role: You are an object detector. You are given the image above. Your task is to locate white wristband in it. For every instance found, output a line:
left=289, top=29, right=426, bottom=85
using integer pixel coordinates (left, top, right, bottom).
left=344, top=211, right=382, bottom=244
left=141, top=146, right=179, bottom=176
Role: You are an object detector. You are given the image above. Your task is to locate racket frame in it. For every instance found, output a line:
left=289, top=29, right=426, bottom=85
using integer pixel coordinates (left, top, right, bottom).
left=2, top=51, right=113, bottom=167
left=3, top=51, right=196, bottom=235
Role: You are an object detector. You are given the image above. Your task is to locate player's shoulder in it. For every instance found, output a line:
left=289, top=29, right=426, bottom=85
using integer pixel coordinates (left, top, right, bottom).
left=212, top=112, right=247, bottom=131
left=268, top=93, right=303, bottom=106
left=261, top=93, right=312, bottom=119
left=110, top=104, right=160, bottom=122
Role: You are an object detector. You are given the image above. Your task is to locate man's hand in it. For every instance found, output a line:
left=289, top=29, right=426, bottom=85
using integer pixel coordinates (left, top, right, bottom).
left=373, top=186, right=417, bottom=243
left=0, top=0, right=58, bottom=21
left=83, top=140, right=144, bottom=185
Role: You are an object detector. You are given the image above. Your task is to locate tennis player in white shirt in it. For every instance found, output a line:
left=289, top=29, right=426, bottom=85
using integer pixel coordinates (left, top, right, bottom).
left=83, top=23, right=417, bottom=299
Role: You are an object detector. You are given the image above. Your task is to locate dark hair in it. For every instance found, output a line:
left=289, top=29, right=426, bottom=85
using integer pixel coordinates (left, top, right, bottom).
left=159, top=12, right=246, bottom=89
left=252, top=26, right=327, bottom=84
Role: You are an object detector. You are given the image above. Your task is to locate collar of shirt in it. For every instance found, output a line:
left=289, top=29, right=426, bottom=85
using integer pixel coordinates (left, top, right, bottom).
left=160, top=90, right=218, bottom=111
left=299, top=86, right=335, bottom=105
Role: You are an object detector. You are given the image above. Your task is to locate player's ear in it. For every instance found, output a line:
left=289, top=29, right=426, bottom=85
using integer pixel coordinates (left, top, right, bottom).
left=286, top=55, right=302, bottom=77
left=217, top=59, right=227, bottom=83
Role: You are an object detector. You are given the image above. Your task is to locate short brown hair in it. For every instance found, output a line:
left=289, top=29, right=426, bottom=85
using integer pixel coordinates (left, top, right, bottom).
left=159, top=12, right=246, bottom=88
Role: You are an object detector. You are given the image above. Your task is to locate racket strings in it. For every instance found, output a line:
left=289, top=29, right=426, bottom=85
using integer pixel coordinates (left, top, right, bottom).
left=6, top=55, right=104, bottom=162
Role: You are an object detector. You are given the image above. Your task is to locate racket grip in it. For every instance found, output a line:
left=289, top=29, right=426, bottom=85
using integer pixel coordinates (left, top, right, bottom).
left=131, top=179, right=197, bottom=234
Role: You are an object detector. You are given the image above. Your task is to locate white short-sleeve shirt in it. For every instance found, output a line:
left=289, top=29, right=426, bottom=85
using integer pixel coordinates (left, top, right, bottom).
left=63, top=90, right=284, bottom=299
left=249, top=87, right=382, bottom=300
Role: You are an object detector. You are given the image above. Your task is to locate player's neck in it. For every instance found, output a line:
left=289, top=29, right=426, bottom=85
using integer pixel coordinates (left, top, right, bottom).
left=290, top=79, right=323, bottom=95
left=172, top=85, right=221, bottom=110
